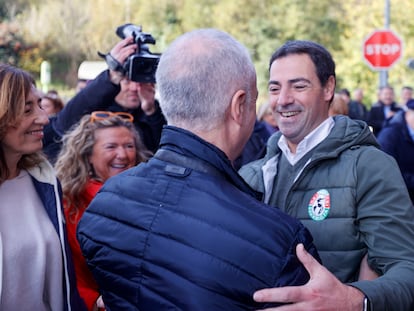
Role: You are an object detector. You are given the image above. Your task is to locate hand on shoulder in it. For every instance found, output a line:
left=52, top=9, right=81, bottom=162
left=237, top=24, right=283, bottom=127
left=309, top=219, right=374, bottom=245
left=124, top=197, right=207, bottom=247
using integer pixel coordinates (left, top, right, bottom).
left=253, top=244, right=365, bottom=311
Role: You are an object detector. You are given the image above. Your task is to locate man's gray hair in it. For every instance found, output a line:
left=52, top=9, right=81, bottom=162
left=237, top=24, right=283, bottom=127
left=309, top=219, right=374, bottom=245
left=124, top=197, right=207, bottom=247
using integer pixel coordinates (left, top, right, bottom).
left=156, top=28, right=256, bottom=131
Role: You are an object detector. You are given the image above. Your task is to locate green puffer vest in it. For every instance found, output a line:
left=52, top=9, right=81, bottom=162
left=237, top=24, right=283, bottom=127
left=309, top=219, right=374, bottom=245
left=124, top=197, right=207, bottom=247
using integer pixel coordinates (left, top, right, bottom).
left=240, top=115, right=405, bottom=282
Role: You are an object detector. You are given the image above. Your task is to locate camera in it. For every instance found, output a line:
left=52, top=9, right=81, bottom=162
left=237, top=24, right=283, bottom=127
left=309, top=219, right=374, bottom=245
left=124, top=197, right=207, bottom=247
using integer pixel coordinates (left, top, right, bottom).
left=116, top=23, right=160, bottom=83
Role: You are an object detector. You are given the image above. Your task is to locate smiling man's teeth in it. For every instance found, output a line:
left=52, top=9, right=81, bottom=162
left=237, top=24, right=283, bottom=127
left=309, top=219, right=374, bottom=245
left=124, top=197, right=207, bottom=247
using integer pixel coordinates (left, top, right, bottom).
left=112, top=164, right=127, bottom=168
left=281, top=111, right=299, bottom=117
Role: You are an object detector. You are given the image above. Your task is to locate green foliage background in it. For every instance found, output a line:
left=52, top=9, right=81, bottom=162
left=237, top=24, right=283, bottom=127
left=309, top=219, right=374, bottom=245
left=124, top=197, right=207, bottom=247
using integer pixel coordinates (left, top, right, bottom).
left=1, top=0, right=414, bottom=106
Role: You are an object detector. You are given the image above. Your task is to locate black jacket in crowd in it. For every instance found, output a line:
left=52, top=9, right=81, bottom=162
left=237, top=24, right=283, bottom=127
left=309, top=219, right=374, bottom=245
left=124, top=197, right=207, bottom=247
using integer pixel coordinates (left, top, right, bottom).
left=367, top=101, right=402, bottom=136
left=42, top=70, right=166, bottom=163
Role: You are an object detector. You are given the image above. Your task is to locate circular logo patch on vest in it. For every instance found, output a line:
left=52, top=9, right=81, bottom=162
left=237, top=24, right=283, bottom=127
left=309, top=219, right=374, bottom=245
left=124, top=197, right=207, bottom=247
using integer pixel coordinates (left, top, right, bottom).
left=308, top=189, right=330, bottom=221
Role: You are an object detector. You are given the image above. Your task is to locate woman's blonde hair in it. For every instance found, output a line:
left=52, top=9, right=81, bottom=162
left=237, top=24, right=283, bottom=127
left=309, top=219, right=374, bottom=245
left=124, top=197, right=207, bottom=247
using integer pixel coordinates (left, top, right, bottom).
left=0, top=64, right=45, bottom=184
left=55, top=114, right=151, bottom=209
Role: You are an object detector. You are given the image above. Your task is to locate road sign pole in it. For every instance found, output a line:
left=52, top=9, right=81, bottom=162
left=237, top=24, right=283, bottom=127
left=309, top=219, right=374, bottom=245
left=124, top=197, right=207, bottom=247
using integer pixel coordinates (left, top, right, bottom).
left=363, top=1, right=401, bottom=88
left=379, top=71, right=388, bottom=88
left=379, top=0, right=390, bottom=87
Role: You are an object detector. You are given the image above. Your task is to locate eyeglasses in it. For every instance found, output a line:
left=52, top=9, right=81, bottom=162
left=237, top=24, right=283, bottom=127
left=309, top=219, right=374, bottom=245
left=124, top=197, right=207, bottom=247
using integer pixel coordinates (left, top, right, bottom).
left=90, top=111, right=134, bottom=123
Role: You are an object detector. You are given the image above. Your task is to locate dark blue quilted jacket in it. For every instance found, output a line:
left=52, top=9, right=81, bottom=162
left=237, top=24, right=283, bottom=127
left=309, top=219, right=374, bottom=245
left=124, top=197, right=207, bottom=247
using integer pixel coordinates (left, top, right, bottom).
left=77, top=126, right=319, bottom=311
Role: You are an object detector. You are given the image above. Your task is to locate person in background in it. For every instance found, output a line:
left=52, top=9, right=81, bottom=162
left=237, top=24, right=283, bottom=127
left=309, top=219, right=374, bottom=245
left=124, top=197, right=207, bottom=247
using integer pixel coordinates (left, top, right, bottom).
left=338, top=87, right=371, bottom=120
left=348, top=88, right=368, bottom=121
left=55, top=112, right=150, bottom=311
left=77, top=28, right=319, bottom=311
left=43, top=35, right=166, bottom=164
left=40, top=89, right=64, bottom=117
left=233, top=118, right=272, bottom=170
left=400, top=85, right=413, bottom=108
left=377, top=99, right=414, bottom=204
left=367, top=85, right=402, bottom=136
left=76, top=79, right=89, bottom=94
left=338, top=88, right=351, bottom=105
left=257, top=101, right=279, bottom=134
left=0, top=64, right=86, bottom=310
left=239, top=40, right=414, bottom=311
left=233, top=102, right=279, bottom=170
left=329, top=93, right=349, bottom=116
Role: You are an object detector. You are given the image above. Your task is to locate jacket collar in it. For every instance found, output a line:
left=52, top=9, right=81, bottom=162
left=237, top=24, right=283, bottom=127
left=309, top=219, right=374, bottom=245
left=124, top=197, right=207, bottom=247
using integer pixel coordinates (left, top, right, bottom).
left=159, top=126, right=262, bottom=200
left=266, top=116, right=379, bottom=160
left=27, top=159, right=56, bottom=185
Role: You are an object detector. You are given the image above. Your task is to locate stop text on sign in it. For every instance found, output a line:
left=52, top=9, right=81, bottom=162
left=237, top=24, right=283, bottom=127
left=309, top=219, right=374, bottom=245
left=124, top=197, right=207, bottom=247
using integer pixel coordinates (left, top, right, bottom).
left=365, top=44, right=400, bottom=56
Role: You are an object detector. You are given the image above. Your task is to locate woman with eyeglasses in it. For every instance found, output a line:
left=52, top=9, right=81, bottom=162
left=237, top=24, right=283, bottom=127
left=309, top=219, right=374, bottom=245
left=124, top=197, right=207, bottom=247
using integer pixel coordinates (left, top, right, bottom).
left=55, top=113, right=150, bottom=311
left=0, top=64, right=86, bottom=310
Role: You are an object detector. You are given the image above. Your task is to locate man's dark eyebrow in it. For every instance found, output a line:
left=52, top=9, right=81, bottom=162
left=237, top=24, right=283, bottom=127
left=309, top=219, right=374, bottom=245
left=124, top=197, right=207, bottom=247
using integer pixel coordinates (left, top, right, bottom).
left=268, top=78, right=311, bottom=86
left=289, top=78, right=311, bottom=84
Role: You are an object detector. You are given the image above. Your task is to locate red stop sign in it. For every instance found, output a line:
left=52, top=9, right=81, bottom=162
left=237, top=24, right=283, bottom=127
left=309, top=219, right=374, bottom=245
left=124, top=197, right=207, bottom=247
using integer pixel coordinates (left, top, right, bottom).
left=363, top=29, right=403, bottom=70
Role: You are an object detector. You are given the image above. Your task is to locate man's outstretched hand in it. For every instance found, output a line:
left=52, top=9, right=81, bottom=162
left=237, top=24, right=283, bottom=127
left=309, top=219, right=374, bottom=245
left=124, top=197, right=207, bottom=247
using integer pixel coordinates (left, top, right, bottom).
left=254, top=244, right=365, bottom=311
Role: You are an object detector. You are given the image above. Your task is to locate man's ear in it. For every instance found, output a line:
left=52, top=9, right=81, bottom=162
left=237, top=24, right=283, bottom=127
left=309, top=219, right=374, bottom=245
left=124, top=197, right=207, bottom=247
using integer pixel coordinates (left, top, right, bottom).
left=324, top=75, right=336, bottom=102
left=230, top=90, right=247, bottom=126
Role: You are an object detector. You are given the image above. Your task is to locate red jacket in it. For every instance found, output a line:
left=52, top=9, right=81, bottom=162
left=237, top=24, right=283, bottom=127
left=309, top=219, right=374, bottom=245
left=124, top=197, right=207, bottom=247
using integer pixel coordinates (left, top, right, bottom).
left=64, top=179, right=102, bottom=311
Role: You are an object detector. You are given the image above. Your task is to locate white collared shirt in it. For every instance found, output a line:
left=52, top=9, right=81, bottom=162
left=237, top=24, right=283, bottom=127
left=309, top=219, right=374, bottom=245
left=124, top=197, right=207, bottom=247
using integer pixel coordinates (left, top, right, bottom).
left=262, top=117, right=334, bottom=203
left=278, top=117, right=335, bottom=165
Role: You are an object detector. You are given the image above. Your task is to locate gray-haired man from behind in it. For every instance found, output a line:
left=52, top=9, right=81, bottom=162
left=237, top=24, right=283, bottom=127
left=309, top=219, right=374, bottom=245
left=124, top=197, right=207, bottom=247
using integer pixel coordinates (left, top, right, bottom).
left=77, top=29, right=319, bottom=310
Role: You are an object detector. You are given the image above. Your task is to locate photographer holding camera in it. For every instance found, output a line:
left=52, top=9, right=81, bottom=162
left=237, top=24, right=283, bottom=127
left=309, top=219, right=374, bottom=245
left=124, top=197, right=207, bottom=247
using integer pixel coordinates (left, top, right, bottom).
left=43, top=25, right=166, bottom=163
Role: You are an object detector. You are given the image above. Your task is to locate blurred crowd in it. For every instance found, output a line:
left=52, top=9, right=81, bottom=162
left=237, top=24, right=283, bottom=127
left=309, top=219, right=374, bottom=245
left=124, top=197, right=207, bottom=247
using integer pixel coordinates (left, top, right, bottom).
left=1, top=28, right=414, bottom=311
